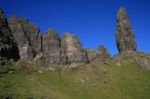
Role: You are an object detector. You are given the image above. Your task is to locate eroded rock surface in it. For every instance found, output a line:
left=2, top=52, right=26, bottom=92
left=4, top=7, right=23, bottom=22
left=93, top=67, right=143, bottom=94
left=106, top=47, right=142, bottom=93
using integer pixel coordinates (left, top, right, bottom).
left=42, top=29, right=67, bottom=65
left=61, top=33, right=88, bottom=64
left=9, top=16, right=41, bottom=60
left=116, top=7, right=137, bottom=54
left=0, top=9, right=20, bottom=65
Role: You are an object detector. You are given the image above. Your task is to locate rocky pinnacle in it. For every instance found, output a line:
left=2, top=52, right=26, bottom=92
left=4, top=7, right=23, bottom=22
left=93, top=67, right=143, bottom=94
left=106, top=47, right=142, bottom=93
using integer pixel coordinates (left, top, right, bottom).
left=116, top=7, right=137, bottom=53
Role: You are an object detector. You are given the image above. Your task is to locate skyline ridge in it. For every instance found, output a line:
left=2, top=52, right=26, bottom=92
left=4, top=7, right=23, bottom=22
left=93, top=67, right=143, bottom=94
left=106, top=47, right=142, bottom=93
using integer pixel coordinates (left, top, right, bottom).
left=1, top=0, right=150, bottom=55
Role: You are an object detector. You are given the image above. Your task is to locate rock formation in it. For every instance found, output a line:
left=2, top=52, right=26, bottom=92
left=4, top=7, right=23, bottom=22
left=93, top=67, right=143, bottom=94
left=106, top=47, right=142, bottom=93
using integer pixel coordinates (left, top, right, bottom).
left=116, top=7, right=137, bottom=54
left=86, top=49, right=97, bottom=62
left=98, top=45, right=110, bottom=61
left=9, top=16, right=41, bottom=60
left=61, top=33, right=88, bottom=64
left=1, top=8, right=148, bottom=69
left=0, top=9, right=20, bottom=65
left=42, top=29, right=67, bottom=65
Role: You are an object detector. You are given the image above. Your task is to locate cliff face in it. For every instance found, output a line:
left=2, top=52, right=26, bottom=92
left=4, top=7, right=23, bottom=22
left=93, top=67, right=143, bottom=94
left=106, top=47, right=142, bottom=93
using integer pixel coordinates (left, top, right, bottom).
left=116, top=7, right=137, bottom=54
left=8, top=15, right=88, bottom=66
left=0, top=9, right=20, bottom=65
left=42, top=29, right=67, bottom=65
left=61, top=33, right=88, bottom=64
left=9, top=16, right=41, bottom=60
left=33, top=31, right=88, bottom=67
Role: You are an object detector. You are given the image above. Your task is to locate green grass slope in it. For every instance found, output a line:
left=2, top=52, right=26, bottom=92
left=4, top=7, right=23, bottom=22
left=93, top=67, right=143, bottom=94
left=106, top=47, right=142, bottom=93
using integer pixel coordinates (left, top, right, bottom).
left=0, top=55, right=150, bottom=99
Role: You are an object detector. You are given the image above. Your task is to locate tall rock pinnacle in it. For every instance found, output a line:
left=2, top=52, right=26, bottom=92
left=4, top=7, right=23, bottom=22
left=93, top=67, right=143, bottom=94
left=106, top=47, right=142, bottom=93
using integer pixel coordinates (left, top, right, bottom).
left=0, top=9, right=20, bottom=65
left=116, top=7, right=137, bottom=53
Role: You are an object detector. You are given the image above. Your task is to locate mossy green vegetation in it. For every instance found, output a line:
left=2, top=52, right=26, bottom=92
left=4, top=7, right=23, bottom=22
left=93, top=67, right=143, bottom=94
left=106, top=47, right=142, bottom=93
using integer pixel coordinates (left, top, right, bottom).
left=0, top=60, right=150, bottom=99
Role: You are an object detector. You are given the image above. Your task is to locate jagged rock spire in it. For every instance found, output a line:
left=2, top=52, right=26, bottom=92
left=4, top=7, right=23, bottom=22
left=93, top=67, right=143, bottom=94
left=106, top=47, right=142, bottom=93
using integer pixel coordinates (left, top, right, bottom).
left=0, top=9, right=20, bottom=65
left=116, top=7, right=137, bottom=53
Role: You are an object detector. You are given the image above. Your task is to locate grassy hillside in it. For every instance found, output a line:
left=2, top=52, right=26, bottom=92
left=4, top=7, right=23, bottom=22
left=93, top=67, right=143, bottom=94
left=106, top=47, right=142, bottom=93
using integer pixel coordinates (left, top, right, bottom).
left=0, top=56, right=150, bottom=99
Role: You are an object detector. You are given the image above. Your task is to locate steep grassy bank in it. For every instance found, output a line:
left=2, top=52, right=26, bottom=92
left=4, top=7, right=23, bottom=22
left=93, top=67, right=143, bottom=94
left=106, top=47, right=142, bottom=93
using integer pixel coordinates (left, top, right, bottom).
left=0, top=60, right=150, bottom=99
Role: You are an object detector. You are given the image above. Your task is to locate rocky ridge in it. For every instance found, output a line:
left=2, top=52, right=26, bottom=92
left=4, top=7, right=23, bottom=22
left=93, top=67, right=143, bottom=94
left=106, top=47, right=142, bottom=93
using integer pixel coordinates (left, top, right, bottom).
left=0, top=7, right=150, bottom=70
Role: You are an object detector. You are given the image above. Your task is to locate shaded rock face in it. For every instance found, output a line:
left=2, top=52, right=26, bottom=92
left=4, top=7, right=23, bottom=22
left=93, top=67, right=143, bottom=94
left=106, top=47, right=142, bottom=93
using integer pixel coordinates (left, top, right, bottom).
left=86, top=49, right=97, bottom=62
left=98, top=45, right=110, bottom=61
left=41, top=29, right=67, bottom=65
left=0, top=9, right=20, bottom=65
left=61, top=33, right=88, bottom=64
left=9, top=16, right=41, bottom=60
left=116, top=7, right=137, bottom=54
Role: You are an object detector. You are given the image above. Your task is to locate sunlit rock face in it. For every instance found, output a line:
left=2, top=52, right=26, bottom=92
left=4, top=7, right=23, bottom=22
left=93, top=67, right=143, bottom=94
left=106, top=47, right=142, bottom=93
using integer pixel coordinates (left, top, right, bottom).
left=0, top=9, right=20, bottom=65
left=86, top=49, right=97, bottom=62
left=9, top=16, right=41, bottom=60
left=41, top=29, right=67, bottom=65
left=61, top=33, right=88, bottom=64
left=116, top=7, right=137, bottom=54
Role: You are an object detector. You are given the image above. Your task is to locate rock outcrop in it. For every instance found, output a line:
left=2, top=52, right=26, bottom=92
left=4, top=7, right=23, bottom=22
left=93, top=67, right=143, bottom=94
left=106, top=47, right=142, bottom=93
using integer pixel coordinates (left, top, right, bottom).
left=61, top=33, right=88, bottom=64
left=116, top=7, right=137, bottom=54
left=0, top=9, right=20, bottom=65
left=86, top=49, right=97, bottom=62
left=9, top=16, right=41, bottom=60
left=42, top=29, right=67, bottom=65
left=98, top=45, right=110, bottom=61
left=112, top=52, right=150, bottom=70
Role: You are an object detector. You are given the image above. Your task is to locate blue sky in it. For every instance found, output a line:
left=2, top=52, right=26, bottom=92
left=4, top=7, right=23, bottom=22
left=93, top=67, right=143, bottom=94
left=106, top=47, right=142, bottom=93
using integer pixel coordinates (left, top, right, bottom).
left=1, top=0, right=150, bottom=55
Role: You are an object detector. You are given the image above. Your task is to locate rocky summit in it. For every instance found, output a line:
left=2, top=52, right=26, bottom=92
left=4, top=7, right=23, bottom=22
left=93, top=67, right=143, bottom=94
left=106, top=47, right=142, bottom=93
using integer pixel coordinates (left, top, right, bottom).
left=38, top=29, right=67, bottom=66
left=116, top=7, right=137, bottom=54
left=9, top=16, right=41, bottom=60
left=0, top=9, right=20, bottom=65
left=61, top=33, right=88, bottom=64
